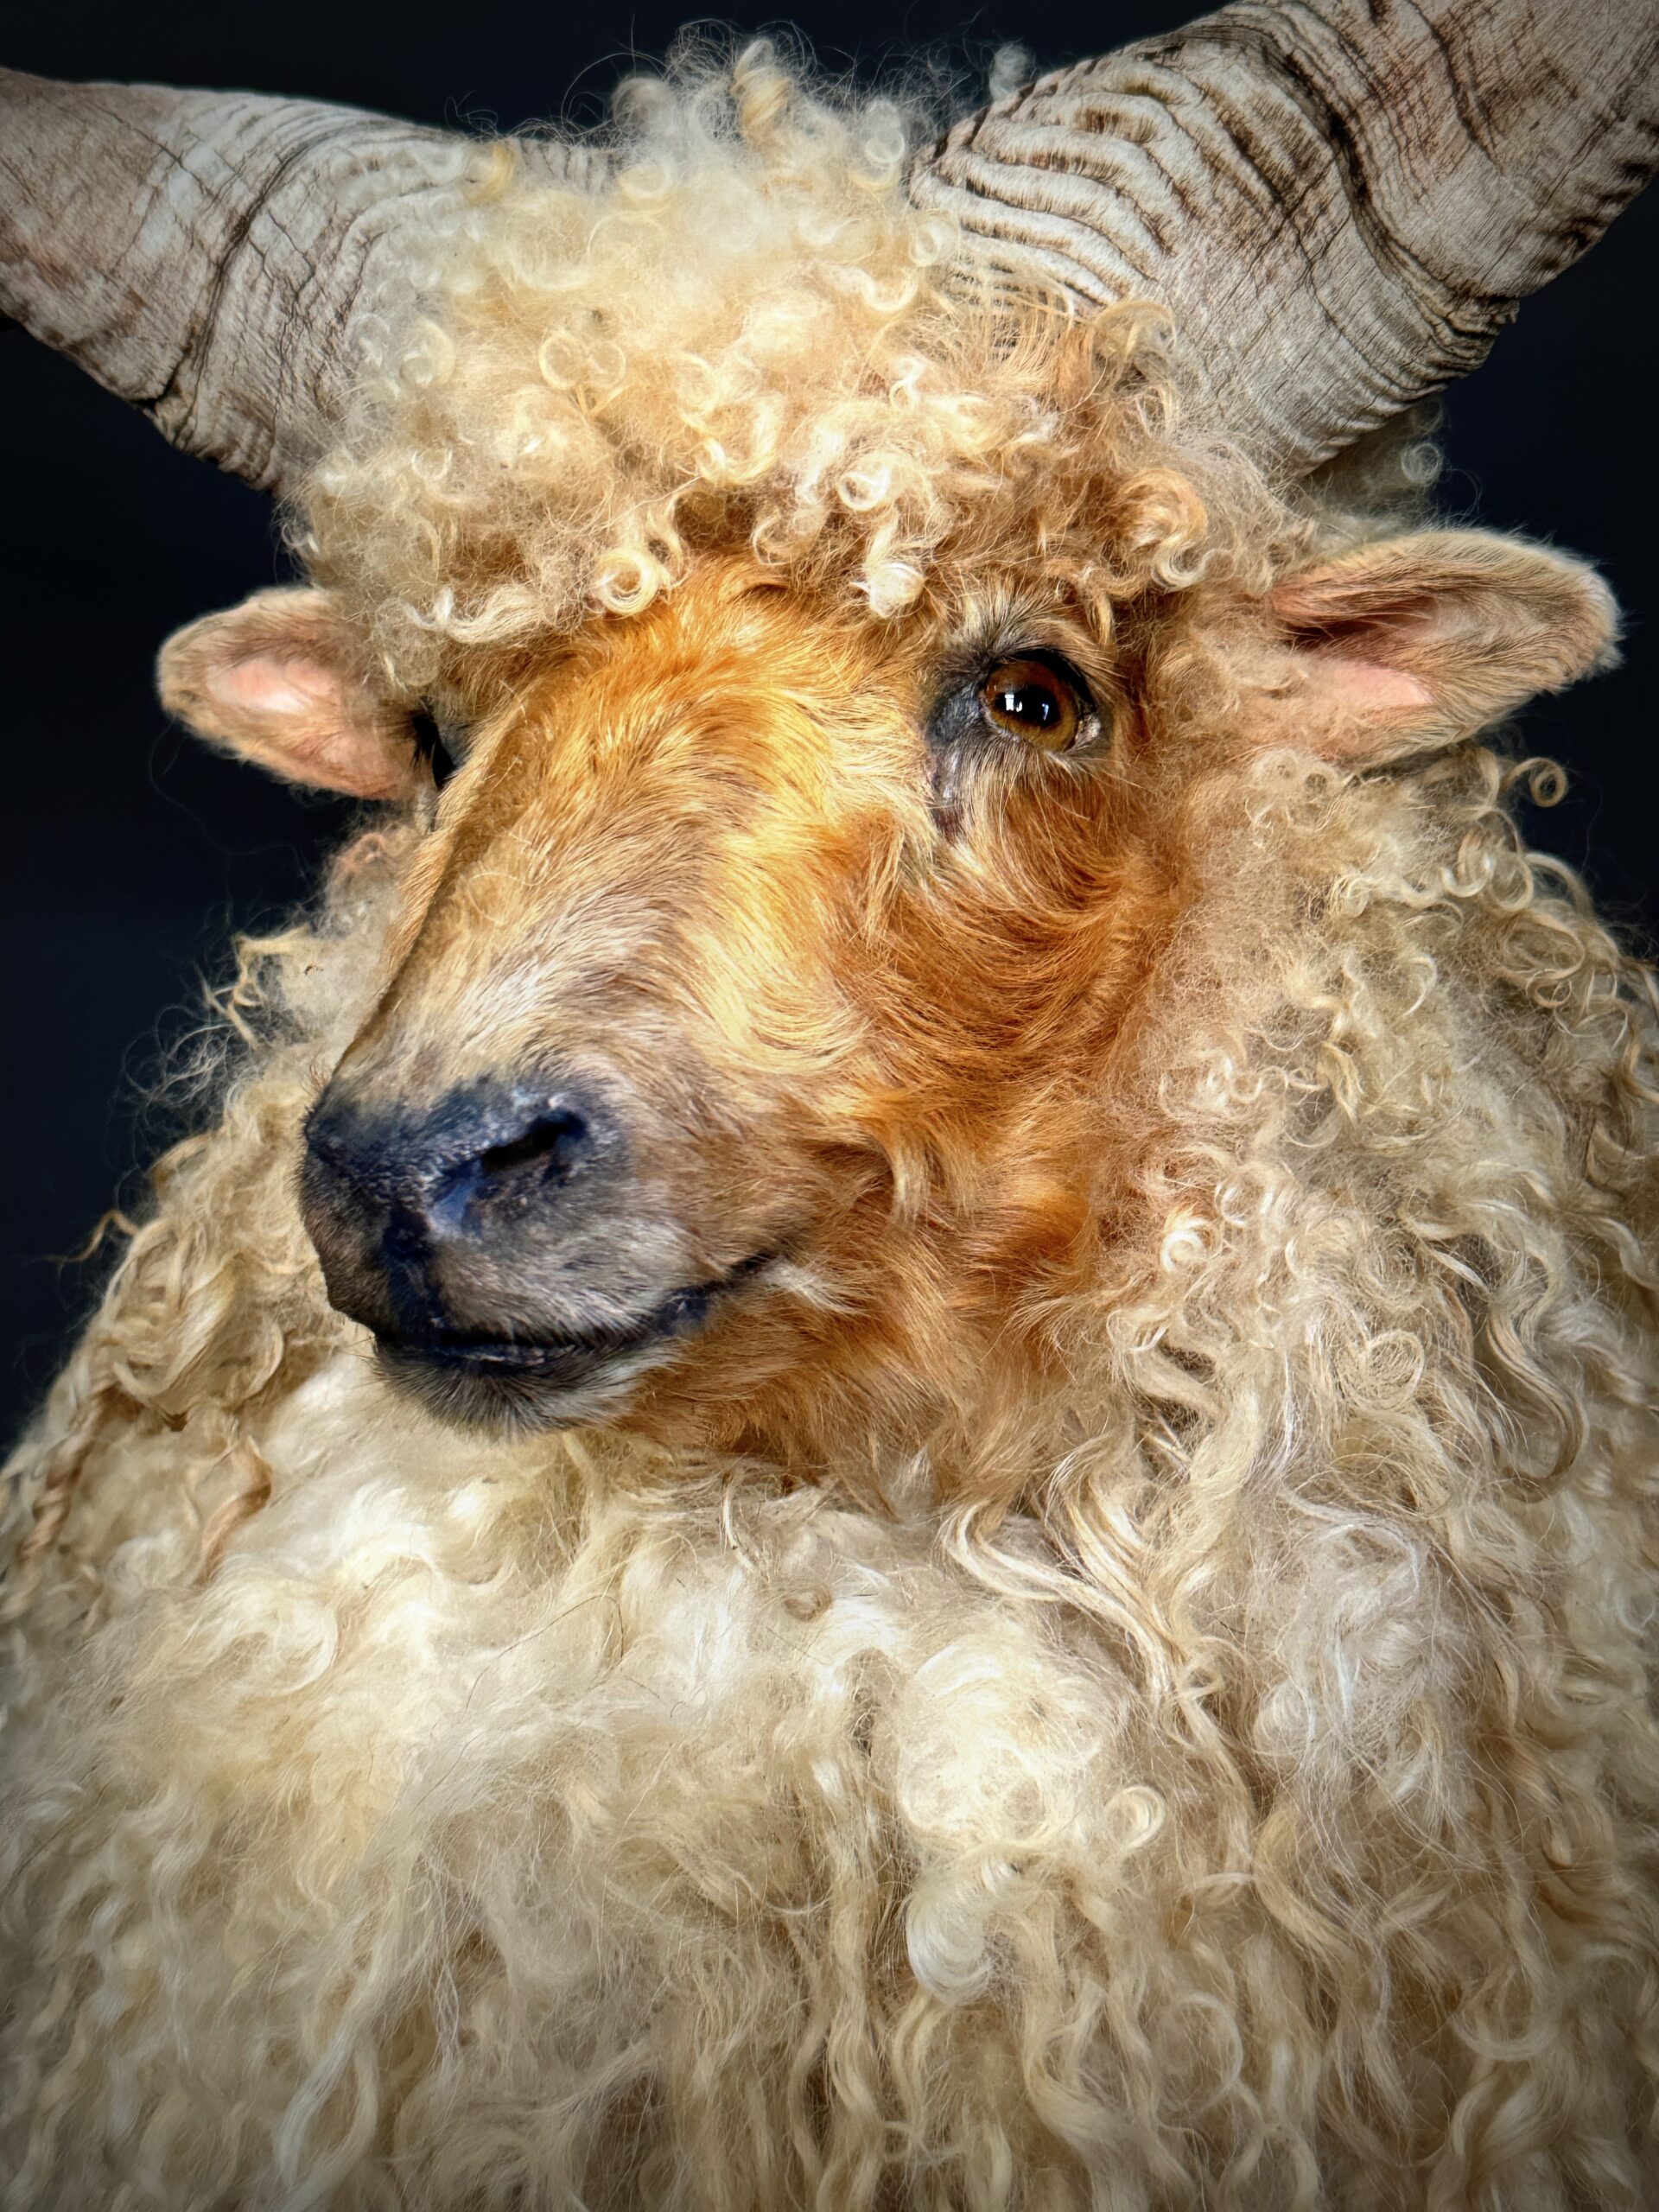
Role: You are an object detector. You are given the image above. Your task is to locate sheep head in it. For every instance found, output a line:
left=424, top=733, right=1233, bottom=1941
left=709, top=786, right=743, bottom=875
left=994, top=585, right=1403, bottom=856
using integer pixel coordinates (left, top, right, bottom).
left=157, top=537, right=1615, bottom=1465
left=0, top=16, right=1651, bottom=1503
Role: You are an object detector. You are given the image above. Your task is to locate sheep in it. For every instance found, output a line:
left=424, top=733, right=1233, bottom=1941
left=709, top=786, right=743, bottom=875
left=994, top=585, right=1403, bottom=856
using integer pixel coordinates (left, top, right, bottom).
left=3, top=10, right=1659, bottom=2206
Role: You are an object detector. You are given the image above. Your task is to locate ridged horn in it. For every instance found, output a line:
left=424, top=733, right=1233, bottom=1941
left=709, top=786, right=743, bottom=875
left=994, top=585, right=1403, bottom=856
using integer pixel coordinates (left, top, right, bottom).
left=912, top=0, right=1659, bottom=474
left=0, top=70, right=607, bottom=497
left=8, top=4, right=1656, bottom=497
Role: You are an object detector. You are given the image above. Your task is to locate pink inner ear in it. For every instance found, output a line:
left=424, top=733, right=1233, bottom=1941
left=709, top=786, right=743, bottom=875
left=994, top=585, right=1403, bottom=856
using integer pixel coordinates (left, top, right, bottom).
left=1308, top=655, right=1436, bottom=717
left=213, top=652, right=345, bottom=720
left=203, top=647, right=410, bottom=799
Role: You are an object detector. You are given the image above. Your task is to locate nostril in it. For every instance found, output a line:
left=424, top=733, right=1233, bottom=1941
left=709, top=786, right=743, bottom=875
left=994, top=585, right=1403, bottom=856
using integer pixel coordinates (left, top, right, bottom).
left=478, top=1108, right=591, bottom=1185
left=426, top=1106, right=593, bottom=1237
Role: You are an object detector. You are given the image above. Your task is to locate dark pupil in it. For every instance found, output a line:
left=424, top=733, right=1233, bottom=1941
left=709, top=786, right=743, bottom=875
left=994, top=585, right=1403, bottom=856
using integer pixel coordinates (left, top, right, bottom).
left=995, top=682, right=1059, bottom=729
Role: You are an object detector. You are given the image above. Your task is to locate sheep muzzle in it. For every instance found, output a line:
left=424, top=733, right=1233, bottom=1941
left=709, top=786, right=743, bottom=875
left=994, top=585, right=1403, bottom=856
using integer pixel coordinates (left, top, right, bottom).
left=298, top=1068, right=782, bottom=1429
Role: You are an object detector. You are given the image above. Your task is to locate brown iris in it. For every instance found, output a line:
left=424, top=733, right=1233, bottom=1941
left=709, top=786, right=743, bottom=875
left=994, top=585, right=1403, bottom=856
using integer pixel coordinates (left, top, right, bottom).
left=979, top=657, right=1085, bottom=751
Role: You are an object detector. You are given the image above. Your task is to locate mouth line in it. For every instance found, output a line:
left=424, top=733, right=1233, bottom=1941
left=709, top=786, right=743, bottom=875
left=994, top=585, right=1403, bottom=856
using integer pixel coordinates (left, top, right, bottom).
left=373, top=1249, right=775, bottom=1389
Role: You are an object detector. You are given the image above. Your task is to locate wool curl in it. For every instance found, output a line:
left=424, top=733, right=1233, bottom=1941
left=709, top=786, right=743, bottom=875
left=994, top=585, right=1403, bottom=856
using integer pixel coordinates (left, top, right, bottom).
left=299, top=40, right=1302, bottom=699
left=5, top=45, right=1659, bottom=2212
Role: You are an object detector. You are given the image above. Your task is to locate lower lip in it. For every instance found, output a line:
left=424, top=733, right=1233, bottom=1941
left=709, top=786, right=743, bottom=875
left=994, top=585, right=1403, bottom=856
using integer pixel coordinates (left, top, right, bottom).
left=381, top=1330, right=652, bottom=1392
left=373, top=1255, right=772, bottom=1413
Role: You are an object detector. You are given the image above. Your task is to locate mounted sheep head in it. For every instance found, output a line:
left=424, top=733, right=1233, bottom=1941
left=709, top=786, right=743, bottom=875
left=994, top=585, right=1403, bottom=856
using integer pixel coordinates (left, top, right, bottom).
left=0, top=6, right=1653, bottom=1478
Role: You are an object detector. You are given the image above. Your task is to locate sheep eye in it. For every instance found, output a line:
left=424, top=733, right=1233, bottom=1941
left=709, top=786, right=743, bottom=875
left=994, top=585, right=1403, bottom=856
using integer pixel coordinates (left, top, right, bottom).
left=410, top=703, right=458, bottom=790
left=978, top=657, right=1087, bottom=752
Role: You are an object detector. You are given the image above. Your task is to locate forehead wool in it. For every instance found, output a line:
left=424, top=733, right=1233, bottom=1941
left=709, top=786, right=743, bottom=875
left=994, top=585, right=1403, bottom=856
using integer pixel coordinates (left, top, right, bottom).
left=297, top=43, right=1294, bottom=696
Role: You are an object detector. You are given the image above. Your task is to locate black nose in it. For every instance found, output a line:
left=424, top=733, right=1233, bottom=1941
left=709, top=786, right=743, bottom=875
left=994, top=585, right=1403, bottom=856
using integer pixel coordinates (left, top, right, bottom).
left=301, top=1078, right=614, bottom=1336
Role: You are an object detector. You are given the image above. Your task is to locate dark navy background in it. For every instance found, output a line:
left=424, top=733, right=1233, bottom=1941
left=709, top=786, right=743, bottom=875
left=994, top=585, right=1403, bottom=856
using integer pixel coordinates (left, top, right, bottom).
left=3, top=0, right=1656, bottom=1442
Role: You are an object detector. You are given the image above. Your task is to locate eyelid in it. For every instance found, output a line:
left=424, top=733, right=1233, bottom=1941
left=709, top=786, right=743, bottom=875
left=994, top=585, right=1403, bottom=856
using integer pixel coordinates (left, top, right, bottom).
left=986, top=645, right=1096, bottom=704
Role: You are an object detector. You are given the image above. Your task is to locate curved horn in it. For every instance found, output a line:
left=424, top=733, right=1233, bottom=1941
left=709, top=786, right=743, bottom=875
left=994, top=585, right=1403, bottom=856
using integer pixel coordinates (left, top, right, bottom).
left=0, top=71, right=608, bottom=497
left=912, top=0, right=1659, bottom=474
left=11, top=7, right=1655, bottom=496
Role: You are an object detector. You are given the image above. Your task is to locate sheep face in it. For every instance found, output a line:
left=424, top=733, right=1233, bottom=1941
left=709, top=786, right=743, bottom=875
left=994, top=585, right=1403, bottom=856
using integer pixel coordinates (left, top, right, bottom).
left=280, top=558, right=1175, bottom=1451
left=156, top=520, right=1615, bottom=1465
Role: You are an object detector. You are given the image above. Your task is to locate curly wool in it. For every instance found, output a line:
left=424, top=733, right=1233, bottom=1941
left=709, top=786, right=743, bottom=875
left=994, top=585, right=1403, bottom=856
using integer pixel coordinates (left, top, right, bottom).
left=7, top=750, right=1659, bottom=2206
left=300, top=41, right=1296, bottom=698
left=5, top=48, right=1659, bottom=2212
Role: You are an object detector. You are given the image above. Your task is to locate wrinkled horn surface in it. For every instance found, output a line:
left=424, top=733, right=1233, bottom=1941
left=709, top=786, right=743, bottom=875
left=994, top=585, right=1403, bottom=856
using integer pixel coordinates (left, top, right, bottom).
left=912, top=0, right=1659, bottom=471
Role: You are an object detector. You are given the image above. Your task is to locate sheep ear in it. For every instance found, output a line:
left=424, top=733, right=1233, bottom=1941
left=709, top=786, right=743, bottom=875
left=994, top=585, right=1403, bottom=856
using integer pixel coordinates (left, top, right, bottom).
left=1269, top=531, right=1618, bottom=766
left=158, top=586, right=421, bottom=799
